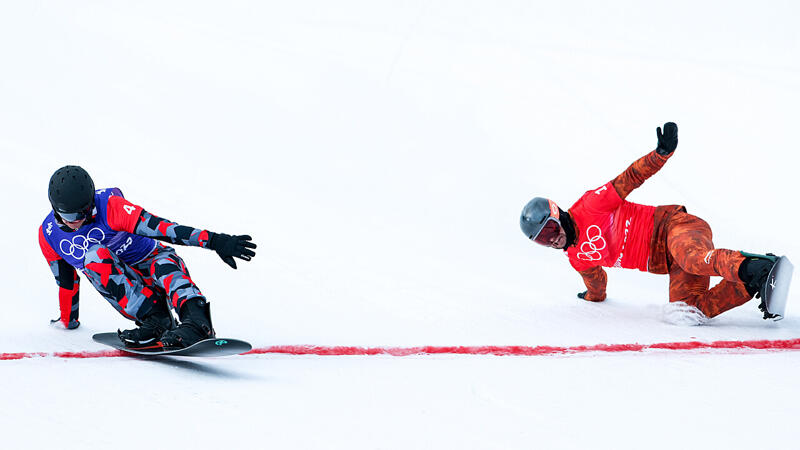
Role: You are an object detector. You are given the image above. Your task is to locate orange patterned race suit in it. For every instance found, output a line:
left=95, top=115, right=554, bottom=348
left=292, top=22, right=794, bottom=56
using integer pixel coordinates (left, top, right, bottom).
left=569, top=150, right=750, bottom=317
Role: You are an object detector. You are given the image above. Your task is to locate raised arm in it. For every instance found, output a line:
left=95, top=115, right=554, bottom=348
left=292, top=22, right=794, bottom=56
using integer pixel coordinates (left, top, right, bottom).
left=611, top=122, right=678, bottom=200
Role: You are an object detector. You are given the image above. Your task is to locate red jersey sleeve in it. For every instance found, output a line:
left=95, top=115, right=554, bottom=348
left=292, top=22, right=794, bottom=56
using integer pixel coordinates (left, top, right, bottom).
left=38, top=225, right=60, bottom=262
left=39, top=226, right=80, bottom=327
left=106, top=196, right=144, bottom=233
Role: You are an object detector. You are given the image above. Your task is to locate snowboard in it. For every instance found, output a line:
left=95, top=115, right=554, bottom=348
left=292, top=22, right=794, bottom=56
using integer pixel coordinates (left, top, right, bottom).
left=92, top=332, right=252, bottom=357
left=759, top=255, right=794, bottom=321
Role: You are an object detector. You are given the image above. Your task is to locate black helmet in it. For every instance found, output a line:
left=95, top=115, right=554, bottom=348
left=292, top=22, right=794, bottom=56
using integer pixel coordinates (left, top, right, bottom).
left=48, top=165, right=95, bottom=222
left=520, top=197, right=561, bottom=240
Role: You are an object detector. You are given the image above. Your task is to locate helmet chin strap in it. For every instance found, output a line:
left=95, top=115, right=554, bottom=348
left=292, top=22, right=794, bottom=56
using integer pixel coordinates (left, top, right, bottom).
left=559, top=208, right=577, bottom=248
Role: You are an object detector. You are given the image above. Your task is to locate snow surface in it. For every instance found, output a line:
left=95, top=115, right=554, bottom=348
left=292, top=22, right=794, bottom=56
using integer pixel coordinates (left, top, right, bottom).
left=1, top=1, right=799, bottom=449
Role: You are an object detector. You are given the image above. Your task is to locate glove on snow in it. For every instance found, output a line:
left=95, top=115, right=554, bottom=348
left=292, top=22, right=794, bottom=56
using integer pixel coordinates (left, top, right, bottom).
left=50, top=318, right=80, bottom=329
left=208, top=233, right=257, bottom=269
left=656, top=122, right=678, bottom=156
left=577, top=290, right=605, bottom=302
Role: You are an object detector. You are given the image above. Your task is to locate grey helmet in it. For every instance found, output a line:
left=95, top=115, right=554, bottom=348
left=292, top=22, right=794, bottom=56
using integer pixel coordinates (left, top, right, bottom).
left=520, top=197, right=561, bottom=240
left=48, top=165, right=95, bottom=222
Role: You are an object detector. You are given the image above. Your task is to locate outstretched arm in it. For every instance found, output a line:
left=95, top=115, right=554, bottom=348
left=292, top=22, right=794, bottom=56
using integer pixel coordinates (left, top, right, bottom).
left=38, top=226, right=80, bottom=329
left=134, top=209, right=213, bottom=248
left=105, top=196, right=257, bottom=269
left=611, top=122, right=678, bottom=200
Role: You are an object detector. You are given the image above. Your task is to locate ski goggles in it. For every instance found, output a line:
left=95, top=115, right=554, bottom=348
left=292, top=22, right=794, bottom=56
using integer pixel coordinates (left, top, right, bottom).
left=531, top=217, right=562, bottom=246
left=55, top=205, right=92, bottom=222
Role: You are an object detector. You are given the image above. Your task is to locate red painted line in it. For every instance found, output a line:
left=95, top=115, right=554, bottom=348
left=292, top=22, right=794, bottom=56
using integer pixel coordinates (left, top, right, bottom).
left=0, top=349, right=126, bottom=360
left=3, top=339, right=800, bottom=361
left=245, top=338, right=800, bottom=357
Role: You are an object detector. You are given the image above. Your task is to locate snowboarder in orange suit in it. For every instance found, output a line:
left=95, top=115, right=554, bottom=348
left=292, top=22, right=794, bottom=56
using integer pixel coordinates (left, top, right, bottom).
left=520, top=122, right=778, bottom=320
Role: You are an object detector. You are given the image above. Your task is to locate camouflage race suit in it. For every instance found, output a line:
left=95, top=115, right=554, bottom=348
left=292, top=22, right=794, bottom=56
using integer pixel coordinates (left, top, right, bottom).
left=663, top=212, right=750, bottom=317
left=39, top=188, right=213, bottom=325
left=82, top=242, right=204, bottom=321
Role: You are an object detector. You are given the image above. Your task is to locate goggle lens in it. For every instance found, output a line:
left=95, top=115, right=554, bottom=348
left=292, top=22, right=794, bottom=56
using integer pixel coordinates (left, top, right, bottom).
left=532, top=219, right=561, bottom=245
left=56, top=206, right=91, bottom=222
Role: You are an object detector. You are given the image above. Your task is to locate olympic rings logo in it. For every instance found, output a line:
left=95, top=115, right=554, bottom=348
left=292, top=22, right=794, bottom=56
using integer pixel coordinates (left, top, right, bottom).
left=59, top=227, right=106, bottom=259
left=577, top=225, right=606, bottom=261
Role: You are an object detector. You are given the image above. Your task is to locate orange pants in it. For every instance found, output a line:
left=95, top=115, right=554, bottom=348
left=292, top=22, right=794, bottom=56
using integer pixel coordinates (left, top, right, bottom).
left=666, top=212, right=751, bottom=317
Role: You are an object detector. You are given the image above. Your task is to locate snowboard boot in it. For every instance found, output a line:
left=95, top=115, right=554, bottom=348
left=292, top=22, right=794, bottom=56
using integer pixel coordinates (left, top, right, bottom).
left=118, top=297, right=175, bottom=347
left=738, top=252, right=779, bottom=318
left=159, top=298, right=215, bottom=348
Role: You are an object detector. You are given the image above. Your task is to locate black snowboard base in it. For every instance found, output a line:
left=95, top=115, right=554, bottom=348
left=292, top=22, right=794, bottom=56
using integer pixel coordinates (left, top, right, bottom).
left=92, top=332, right=252, bottom=357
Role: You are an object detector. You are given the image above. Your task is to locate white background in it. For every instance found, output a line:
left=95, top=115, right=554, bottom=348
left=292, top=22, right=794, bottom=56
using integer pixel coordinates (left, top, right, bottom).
left=1, top=1, right=799, bottom=449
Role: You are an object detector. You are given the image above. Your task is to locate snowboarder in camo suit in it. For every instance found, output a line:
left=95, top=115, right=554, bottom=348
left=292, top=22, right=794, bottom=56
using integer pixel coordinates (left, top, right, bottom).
left=520, top=122, right=779, bottom=320
left=39, top=165, right=257, bottom=347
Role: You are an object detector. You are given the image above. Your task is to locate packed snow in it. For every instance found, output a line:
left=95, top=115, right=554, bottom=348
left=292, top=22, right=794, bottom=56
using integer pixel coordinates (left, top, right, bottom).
left=1, top=1, right=798, bottom=449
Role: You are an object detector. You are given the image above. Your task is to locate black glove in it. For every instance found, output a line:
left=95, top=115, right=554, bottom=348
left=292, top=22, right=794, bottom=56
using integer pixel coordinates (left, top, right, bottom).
left=578, top=290, right=606, bottom=302
left=50, top=318, right=80, bottom=330
left=208, top=233, right=257, bottom=269
left=656, top=122, right=678, bottom=155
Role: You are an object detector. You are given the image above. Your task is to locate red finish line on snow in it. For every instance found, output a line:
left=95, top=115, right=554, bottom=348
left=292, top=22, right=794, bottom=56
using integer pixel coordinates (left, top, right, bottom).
left=3, top=338, right=800, bottom=360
